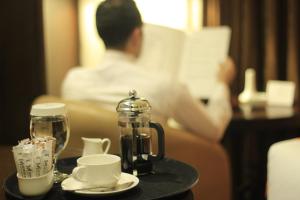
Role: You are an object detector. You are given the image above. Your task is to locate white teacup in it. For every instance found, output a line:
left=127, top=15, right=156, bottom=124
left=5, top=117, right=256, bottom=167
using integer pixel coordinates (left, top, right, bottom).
left=17, top=167, right=54, bottom=196
left=72, top=154, right=121, bottom=188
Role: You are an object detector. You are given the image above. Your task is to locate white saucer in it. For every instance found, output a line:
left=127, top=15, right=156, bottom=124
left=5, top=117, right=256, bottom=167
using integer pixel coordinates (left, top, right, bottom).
left=61, top=172, right=139, bottom=196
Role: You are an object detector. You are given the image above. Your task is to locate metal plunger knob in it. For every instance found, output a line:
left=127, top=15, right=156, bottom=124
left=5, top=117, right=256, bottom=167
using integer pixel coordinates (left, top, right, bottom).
left=129, top=90, right=137, bottom=98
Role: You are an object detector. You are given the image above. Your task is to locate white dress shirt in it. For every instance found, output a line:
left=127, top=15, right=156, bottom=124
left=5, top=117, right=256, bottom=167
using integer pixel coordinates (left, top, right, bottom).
left=62, top=50, right=232, bottom=142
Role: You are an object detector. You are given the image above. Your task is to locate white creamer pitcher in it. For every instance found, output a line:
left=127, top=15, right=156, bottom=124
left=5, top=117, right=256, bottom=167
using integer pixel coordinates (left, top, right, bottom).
left=81, top=137, right=111, bottom=156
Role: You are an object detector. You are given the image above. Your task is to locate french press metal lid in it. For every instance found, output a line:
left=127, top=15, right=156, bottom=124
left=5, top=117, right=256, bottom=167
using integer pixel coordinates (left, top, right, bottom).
left=116, top=90, right=151, bottom=114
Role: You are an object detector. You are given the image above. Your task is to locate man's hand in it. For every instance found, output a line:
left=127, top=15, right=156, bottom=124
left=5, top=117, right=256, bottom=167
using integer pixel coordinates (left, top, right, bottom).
left=218, top=57, right=236, bottom=85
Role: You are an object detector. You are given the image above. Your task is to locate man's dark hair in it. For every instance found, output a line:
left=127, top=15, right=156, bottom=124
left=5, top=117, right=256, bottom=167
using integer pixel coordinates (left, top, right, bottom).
left=96, top=0, right=142, bottom=49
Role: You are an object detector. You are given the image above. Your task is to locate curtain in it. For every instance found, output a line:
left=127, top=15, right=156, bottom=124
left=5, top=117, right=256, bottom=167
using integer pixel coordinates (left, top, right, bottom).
left=204, top=0, right=300, bottom=97
left=204, top=1, right=300, bottom=200
left=0, top=0, right=46, bottom=144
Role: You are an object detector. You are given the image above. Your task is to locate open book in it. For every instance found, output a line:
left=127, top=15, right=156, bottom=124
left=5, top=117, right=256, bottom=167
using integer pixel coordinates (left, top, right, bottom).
left=136, top=23, right=231, bottom=99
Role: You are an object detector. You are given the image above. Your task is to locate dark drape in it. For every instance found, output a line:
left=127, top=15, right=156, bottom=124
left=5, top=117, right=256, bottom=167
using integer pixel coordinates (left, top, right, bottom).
left=0, top=0, right=46, bottom=144
left=204, top=1, right=300, bottom=200
left=204, top=0, right=300, bottom=97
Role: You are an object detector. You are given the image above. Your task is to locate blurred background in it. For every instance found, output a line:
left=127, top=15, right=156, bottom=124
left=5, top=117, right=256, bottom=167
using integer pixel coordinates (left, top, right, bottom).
left=0, top=0, right=299, bottom=144
left=0, top=1, right=299, bottom=200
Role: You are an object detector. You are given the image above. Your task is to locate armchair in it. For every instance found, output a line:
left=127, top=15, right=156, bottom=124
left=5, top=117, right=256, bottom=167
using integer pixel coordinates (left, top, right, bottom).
left=267, top=138, right=300, bottom=200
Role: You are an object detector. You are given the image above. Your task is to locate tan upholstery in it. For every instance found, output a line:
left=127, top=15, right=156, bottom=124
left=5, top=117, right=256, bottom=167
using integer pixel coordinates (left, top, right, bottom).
left=33, top=95, right=231, bottom=200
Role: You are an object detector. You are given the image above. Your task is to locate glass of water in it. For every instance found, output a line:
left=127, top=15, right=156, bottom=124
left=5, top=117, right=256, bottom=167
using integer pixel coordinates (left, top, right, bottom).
left=30, top=103, right=70, bottom=183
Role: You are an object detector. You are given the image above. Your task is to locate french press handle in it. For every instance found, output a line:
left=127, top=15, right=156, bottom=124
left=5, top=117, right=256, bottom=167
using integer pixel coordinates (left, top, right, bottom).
left=149, top=122, right=165, bottom=161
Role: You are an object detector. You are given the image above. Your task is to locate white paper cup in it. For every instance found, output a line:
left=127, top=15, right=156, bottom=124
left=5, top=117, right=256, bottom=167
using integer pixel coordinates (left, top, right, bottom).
left=72, top=154, right=121, bottom=188
left=17, top=167, right=54, bottom=196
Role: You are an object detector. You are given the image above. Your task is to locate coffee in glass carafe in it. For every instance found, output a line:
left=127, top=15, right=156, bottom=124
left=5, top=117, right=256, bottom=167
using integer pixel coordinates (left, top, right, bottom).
left=116, top=90, right=165, bottom=176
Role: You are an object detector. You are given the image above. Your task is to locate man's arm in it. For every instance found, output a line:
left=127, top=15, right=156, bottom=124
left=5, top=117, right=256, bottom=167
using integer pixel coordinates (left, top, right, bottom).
left=169, top=83, right=231, bottom=142
left=169, top=58, right=235, bottom=142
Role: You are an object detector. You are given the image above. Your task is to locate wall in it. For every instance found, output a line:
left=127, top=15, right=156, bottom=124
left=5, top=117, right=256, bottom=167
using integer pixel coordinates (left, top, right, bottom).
left=78, top=0, right=105, bottom=68
left=43, top=0, right=79, bottom=96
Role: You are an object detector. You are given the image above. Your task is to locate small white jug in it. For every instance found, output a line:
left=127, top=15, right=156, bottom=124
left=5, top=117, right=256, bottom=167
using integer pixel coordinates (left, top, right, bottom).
left=81, top=137, right=111, bottom=156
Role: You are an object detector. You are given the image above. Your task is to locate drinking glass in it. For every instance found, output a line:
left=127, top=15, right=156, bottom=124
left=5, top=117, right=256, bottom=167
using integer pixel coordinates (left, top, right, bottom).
left=30, top=103, right=70, bottom=183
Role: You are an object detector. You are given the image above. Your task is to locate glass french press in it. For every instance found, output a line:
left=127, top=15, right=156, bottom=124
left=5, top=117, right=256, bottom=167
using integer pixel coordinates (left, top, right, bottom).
left=116, top=90, right=165, bottom=176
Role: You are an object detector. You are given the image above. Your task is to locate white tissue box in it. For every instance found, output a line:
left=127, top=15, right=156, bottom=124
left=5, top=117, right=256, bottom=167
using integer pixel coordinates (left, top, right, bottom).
left=266, top=80, right=295, bottom=107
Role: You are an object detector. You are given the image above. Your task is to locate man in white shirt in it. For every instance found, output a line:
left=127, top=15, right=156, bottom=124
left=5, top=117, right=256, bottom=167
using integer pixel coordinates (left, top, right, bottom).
left=62, top=0, right=235, bottom=142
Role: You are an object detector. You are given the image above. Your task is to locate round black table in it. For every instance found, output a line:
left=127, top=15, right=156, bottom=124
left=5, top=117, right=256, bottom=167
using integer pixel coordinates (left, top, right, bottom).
left=223, top=104, right=300, bottom=200
left=4, top=157, right=198, bottom=200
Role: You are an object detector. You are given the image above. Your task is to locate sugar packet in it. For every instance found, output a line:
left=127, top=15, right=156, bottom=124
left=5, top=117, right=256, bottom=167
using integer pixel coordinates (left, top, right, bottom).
left=12, top=137, right=56, bottom=178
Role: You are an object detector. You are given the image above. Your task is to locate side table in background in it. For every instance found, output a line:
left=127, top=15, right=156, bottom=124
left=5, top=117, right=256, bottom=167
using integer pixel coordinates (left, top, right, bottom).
left=223, top=104, right=300, bottom=200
